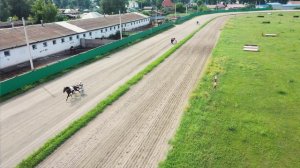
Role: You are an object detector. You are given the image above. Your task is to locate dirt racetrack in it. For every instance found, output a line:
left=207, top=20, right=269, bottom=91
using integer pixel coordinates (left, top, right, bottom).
left=35, top=16, right=231, bottom=167
left=0, top=13, right=232, bottom=168
left=3, top=10, right=283, bottom=167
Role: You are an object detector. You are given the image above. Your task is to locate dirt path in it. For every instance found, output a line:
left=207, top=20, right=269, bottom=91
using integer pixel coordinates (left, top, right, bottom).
left=36, top=16, right=230, bottom=168
left=0, top=13, right=230, bottom=168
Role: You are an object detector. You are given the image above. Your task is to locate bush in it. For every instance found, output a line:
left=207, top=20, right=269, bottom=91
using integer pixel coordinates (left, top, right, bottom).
left=142, top=11, right=151, bottom=16
left=176, top=3, right=185, bottom=13
left=56, top=14, right=68, bottom=21
left=198, top=5, right=209, bottom=12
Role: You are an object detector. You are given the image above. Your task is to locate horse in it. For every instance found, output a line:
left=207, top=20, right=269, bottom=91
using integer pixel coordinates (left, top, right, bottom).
left=63, top=85, right=81, bottom=101
left=171, top=38, right=177, bottom=44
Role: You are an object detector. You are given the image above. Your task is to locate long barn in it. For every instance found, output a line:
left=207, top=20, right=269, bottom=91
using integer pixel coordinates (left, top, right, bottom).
left=0, top=12, right=150, bottom=69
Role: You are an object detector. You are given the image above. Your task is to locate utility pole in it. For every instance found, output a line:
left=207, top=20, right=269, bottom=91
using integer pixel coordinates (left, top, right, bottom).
left=119, top=10, right=123, bottom=40
left=156, top=6, right=158, bottom=26
left=186, top=5, right=188, bottom=15
left=175, top=3, right=177, bottom=19
left=22, top=17, right=34, bottom=70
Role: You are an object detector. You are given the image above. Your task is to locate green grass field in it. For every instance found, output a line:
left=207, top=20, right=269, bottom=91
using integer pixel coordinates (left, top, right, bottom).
left=160, top=12, right=300, bottom=168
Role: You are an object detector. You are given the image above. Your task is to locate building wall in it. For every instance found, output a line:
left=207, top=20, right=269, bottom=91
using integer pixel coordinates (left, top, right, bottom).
left=0, top=18, right=150, bottom=69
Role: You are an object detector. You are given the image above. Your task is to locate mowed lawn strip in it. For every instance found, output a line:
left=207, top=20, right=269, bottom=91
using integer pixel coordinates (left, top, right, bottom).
left=16, top=17, right=218, bottom=168
left=160, top=12, right=300, bottom=168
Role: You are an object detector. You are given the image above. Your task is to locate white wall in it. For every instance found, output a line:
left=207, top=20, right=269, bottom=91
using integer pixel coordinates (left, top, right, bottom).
left=0, top=18, right=151, bottom=69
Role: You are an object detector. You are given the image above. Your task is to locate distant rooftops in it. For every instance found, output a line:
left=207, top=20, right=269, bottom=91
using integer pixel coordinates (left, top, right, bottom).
left=288, top=1, right=300, bottom=4
left=162, top=0, right=174, bottom=7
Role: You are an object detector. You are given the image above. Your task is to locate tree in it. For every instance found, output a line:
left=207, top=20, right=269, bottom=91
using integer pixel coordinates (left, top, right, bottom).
left=7, top=0, right=31, bottom=20
left=175, top=2, right=185, bottom=13
left=0, top=0, right=11, bottom=21
left=100, top=0, right=127, bottom=14
left=197, top=0, right=204, bottom=6
left=31, top=0, right=58, bottom=23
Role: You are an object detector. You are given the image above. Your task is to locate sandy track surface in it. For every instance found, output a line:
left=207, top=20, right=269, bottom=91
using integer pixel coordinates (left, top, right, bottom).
left=0, top=13, right=230, bottom=168
left=36, top=16, right=230, bottom=168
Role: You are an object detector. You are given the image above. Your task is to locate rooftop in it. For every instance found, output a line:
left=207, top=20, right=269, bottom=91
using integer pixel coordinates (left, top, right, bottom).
left=0, top=13, right=148, bottom=51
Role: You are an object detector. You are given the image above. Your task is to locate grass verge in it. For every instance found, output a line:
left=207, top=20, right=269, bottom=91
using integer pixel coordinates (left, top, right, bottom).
left=160, top=12, right=300, bottom=167
left=16, top=16, right=218, bottom=168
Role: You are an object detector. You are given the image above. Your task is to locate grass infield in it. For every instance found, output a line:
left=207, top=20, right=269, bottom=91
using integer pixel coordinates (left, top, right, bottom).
left=160, top=12, right=300, bottom=167
left=16, top=16, right=217, bottom=168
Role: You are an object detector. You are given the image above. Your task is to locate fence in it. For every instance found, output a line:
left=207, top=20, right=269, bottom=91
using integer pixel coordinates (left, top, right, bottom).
left=0, top=22, right=173, bottom=96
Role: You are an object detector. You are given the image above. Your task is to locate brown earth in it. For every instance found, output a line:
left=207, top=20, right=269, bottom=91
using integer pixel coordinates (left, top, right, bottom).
left=36, top=16, right=231, bottom=168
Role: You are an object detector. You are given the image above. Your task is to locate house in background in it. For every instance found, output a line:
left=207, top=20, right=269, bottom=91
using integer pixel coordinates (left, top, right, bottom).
left=0, top=13, right=150, bottom=69
left=162, top=0, right=174, bottom=8
left=267, top=1, right=300, bottom=10
left=283, top=1, right=300, bottom=9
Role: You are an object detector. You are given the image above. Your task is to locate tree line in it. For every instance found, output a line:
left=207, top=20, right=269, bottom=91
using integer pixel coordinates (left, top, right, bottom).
left=1, top=0, right=297, bottom=22
left=0, top=0, right=58, bottom=22
left=0, top=0, right=128, bottom=22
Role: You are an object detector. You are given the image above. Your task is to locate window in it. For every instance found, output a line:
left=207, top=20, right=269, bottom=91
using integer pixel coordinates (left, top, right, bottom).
left=105, top=28, right=107, bottom=31
left=101, top=29, right=103, bottom=33
left=32, top=44, right=37, bottom=50
left=83, top=33, right=86, bottom=37
left=61, top=38, right=65, bottom=43
left=4, top=50, right=10, bottom=57
left=89, top=32, right=92, bottom=36
left=43, top=42, right=47, bottom=47
left=110, top=27, right=112, bottom=30
left=53, top=40, right=56, bottom=45
left=69, top=36, right=73, bottom=41
left=76, top=35, right=79, bottom=39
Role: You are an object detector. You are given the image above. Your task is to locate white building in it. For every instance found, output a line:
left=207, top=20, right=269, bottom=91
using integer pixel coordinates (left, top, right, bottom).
left=0, top=13, right=150, bottom=69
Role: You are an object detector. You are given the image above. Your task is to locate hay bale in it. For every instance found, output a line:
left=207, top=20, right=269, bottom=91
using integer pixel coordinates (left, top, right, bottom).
left=257, top=15, right=264, bottom=18
left=243, top=45, right=259, bottom=52
left=293, top=15, right=299, bottom=18
left=278, top=13, right=284, bottom=16
left=262, top=21, right=271, bottom=24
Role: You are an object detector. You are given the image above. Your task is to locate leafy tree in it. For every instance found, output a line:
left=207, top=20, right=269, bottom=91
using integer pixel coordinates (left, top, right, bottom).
left=0, top=0, right=11, bottom=21
left=7, top=0, right=31, bottom=19
left=31, top=0, right=58, bottom=23
left=100, top=0, right=127, bottom=14
left=198, top=5, right=209, bottom=11
left=27, top=15, right=35, bottom=24
left=196, top=0, right=204, bottom=6
left=175, top=2, right=185, bottom=13
left=12, top=15, right=19, bottom=21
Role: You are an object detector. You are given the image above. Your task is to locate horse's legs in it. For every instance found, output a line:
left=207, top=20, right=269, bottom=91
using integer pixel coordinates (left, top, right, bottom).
left=66, top=93, right=71, bottom=101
